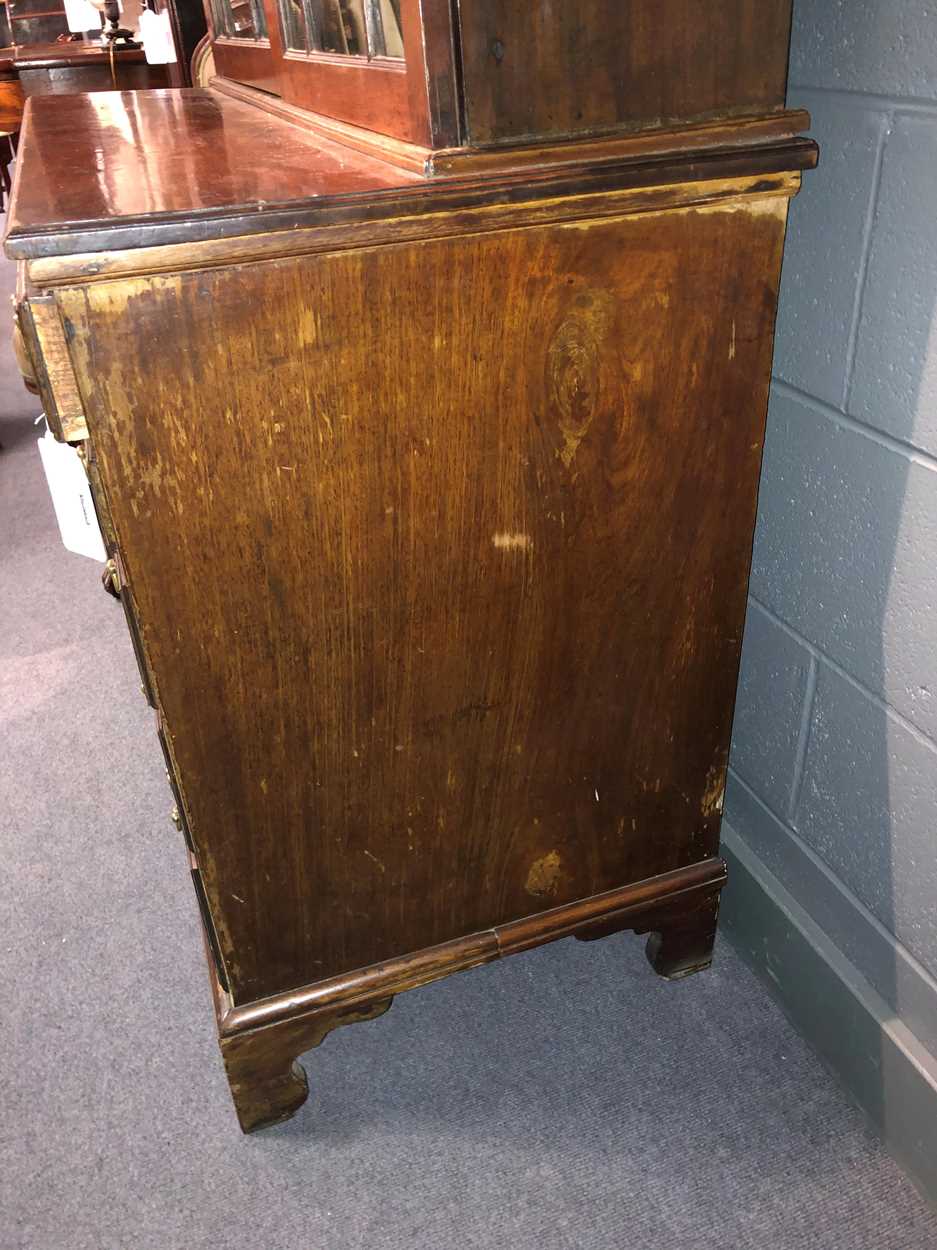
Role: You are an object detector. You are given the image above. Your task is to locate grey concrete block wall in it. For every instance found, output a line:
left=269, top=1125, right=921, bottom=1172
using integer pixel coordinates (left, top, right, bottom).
left=727, top=0, right=937, bottom=1067
left=790, top=0, right=937, bottom=101
left=849, top=115, right=937, bottom=455
left=795, top=663, right=937, bottom=972
left=750, top=389, right=937, bottom=742
left=772, top=93, right=886, bottom=408
left=730, top=602, right=813, bottom=819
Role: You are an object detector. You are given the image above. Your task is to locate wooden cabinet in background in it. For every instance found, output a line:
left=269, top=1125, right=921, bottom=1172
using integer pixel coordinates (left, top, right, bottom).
left=5, top=0, right=816, bottom=1133
left=0, top=0, right=206, bottom=95
left=3, top=0, right=68, bottom=48
left=8, top=43, right=171, bottom=94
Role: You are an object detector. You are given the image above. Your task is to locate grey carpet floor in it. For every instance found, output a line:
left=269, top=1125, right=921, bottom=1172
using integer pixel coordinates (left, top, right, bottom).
left=2, top=249, right=937, bottom=1250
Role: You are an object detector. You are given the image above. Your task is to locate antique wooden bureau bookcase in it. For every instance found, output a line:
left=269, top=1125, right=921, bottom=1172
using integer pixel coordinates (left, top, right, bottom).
left=6, top=1, right=816, bottom=1132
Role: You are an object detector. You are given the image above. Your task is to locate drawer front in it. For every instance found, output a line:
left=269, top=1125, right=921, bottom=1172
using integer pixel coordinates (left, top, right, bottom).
left=157, top=723, right=196, bottom=856
left=159, top=721, right=232, bottom=992
left=81, top=446, right=119, bottom=552
left=98, top=548, right=158, bottom=710
left=190, top=861, right=230, bottom=993
left=16, top=295, right=88, bottom=443
left=85, top=445, right=158, bottom=710
left=116, top=572, right=157, bottom=711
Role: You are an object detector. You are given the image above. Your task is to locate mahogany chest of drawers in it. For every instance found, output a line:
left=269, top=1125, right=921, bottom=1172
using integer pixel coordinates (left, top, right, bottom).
left=7, top=0, right=816, bottom=1131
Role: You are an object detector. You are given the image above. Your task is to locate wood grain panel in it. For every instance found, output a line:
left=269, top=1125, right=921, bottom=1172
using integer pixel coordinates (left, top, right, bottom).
left=458, top=0, right=794, bottom=145
left=59, top=196, right=787, bottom=1003
left=277, top=53, right=414, bottom=143
left=211, top=39, right=281, bottom=96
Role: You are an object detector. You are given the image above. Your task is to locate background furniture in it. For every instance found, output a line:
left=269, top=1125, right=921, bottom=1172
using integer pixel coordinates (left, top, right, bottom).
left=5, top=0, right=815, bottom=1133
left=4, top=41, right=171, bottom=92
left=0, top=54, right=23, bottom=206
left=0, top=0, right=204, bottom=91
left=1, top=0, right=69, bottom=48
left=188, top=30, right=212, bottom=86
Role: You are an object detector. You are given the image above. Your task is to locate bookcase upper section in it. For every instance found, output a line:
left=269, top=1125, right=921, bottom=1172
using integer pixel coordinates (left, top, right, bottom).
left=207, top=0, right=794, bottom=151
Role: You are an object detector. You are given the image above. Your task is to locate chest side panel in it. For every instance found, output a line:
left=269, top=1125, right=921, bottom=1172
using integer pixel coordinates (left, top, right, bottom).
left=59, top=197, right=787, bottom=1002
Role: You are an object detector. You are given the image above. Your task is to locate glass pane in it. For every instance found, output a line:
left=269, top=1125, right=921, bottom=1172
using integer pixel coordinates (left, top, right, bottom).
left=214, top=0, right=267, bottom=39
left=365, top=0, right=403, bottom=57
left=280, top=0, right=307, bottom=50
left=307, top=0, right=366, bottom=55
left=278, top=0, right=403, bottom=58
left=383, top=0, right=404, bottom=56
left=9, top=0, right=67, bottom=15
left=7, top=13, right=69, bottom=42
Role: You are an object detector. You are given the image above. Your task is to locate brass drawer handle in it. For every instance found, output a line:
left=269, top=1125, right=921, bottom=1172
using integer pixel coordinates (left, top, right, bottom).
left=101, top=557, right=121, bottom=599
left=11, top=315, right=40, bottom=395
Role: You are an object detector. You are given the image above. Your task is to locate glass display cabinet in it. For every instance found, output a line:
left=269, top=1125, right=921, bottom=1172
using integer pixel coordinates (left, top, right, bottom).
left=2, top=0, right=69, bottom=47
left=6, top=0, right=816, bottom=1135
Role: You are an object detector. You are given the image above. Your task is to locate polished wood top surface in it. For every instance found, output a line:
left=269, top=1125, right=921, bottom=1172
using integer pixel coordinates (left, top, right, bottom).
left=4, top=88, right=817, bottom=262
left=6, top=88, right=419, bottom=249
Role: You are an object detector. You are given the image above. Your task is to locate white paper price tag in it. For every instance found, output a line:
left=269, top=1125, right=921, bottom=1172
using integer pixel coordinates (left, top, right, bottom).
left=37, top=428, right=107, bottom=563
left=63, top=0, right=103, bottom=32
left=139, top=7, right=177, bottom=64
